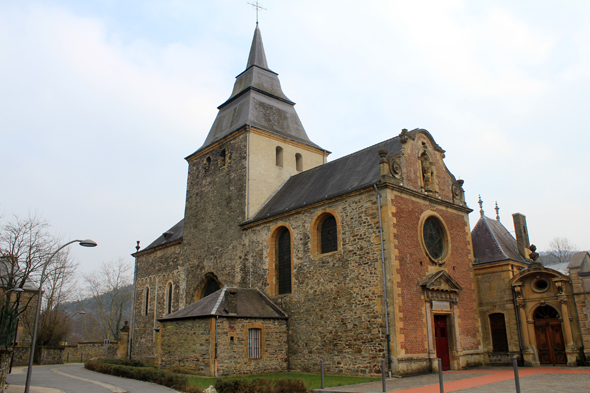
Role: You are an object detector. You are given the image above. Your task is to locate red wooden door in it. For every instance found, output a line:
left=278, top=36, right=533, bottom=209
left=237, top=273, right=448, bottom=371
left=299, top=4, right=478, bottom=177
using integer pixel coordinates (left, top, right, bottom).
left=535, top=320, right=567, bottom=365
left=434, top=315, right=450, bottom=370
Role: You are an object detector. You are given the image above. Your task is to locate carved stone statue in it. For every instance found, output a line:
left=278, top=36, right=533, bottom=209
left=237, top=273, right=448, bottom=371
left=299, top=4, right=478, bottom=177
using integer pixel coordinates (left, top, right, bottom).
left=529, top=244, right=540, bottom=262
left=420, top=153, right=434, bottom=191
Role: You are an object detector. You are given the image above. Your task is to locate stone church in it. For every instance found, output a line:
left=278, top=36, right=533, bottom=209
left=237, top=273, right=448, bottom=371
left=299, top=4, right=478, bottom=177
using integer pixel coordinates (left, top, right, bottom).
left=130, top=25, right=589, bottom=376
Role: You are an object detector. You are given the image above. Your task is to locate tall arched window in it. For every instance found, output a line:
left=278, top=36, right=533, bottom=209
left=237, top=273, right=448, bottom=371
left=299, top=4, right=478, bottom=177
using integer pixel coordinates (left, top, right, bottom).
left=166, top=283, right=173, bottom=315
left=295, top=153, right=303, bottom=171
left=144, top=287, right=150, bottom=316
left=203, top=279, right=220, bottom=298
left=320, top=215, right=338, bottom=254
left=219, top=149, right=227, bottom=167
left=277, top=228, right=292, bottom=295
left=489, top=313, right=509, bottom=352
left=276, top=146, right=283, bottom=167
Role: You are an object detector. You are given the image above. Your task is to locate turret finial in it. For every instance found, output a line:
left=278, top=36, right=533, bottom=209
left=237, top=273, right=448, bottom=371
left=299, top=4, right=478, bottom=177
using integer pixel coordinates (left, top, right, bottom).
left=495, top=201, right=500, bottom=222
left=478, top=195, right=484, bottom=217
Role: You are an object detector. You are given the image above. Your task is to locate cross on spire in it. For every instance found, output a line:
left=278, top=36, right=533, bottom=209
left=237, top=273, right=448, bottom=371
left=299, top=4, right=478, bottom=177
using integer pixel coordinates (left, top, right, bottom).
left=248, top=1, right=267, bottom=24
left=495, top=201, right=500, bottom=222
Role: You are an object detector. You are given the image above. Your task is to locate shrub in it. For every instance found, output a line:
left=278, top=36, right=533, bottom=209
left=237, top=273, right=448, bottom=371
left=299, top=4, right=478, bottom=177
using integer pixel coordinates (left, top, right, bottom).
left=99, top=358, right=145, bottom=368
left=274, top=378, right=308, bottom=393
left=169, top=363, right=200, bottom=375
left=85, top=360, right=188, bottom=390
left=214, top=377, right=308, bottom=393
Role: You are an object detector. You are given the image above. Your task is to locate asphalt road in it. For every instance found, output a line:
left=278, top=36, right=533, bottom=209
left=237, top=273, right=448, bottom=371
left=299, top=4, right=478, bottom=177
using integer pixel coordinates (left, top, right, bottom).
left=7, top=363, right=182, bottom=393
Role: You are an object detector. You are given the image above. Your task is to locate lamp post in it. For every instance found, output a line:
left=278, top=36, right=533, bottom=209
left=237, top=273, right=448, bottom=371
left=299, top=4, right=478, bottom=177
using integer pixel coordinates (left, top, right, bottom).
left=24, top=239, right=97, bottom=393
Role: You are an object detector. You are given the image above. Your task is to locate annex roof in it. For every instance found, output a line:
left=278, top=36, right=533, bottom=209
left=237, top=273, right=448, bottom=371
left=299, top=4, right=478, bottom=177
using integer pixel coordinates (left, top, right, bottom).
left=246, top=133, right=406, bottom=223
left=471, top=215, right=527, bottom=265
left=189, top=25, right=324, bottom=157
left=159, top=287, right=287, bottom=321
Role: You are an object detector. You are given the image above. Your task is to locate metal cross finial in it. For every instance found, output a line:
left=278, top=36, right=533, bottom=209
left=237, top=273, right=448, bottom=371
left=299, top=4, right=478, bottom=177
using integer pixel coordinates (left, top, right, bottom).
left=248, top=1, right=267, bottom=24
left=478, top=194, right=484, bottom=217
left=495, top=201, right=500, bottom=222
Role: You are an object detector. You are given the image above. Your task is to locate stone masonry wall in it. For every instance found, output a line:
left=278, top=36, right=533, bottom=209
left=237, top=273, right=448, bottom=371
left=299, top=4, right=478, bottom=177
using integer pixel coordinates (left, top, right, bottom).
left=181, top=131, right=250, bottom=299
left=160, top=318, right=213, bottom=375
left=132, top=242, right=184, bottom=361
left=216, top=318, right=288, bottom=376
left=570, top=268, right=590, bottom=364
left=474, top=265, right=521, bottom=361
left=247, top=191, right=388, bottom=375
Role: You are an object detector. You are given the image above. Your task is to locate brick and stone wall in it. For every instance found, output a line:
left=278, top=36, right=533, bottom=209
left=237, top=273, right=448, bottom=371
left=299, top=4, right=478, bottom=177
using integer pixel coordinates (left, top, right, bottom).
left=570, top=267, right=590, bottom=365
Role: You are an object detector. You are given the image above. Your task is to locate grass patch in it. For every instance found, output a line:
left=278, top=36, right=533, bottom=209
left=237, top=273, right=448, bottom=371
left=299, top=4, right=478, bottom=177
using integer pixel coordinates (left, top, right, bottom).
left=188, top=373, right=380, bottom=391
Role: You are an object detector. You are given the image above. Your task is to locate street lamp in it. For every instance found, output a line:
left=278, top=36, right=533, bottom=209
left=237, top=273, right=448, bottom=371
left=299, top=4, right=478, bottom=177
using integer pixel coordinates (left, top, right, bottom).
left=24, top=239, right=97, bottom=393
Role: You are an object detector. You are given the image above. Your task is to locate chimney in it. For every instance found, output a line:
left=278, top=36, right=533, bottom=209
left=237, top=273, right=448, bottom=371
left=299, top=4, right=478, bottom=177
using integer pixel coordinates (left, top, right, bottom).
left=512, top=213, right=530, bottom=260
left=225, top=290, right=237, bottom=315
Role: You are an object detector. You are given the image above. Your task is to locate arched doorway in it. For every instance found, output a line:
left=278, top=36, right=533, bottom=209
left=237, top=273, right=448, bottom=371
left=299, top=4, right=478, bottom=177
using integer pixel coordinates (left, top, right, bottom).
left=534, top=305, right=567, bottom=365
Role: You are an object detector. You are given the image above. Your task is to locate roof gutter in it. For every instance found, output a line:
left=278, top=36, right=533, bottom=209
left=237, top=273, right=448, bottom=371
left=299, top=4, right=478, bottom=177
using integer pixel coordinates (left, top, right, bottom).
left=373, top=183, right=392, bottom=377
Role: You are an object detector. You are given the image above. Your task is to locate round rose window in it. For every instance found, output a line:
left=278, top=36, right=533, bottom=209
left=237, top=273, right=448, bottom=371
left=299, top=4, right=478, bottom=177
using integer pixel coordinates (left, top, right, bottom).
left=423, top=216, right=446, bottom=261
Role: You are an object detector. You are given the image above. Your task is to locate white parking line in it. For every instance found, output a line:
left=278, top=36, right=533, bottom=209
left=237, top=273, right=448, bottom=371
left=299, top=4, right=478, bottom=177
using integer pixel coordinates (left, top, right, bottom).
left=51, top=368, right=128, bottom=393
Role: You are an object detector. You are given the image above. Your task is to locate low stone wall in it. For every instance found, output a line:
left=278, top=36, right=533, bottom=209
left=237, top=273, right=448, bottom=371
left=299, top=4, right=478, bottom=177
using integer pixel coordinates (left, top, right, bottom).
left=63, top=341, right=119, bottom=362
left=12, top=347, right=64, bottom=367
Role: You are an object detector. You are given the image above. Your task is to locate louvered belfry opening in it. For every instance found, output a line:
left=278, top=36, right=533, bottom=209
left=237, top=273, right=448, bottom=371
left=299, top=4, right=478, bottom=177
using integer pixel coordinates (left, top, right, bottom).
left=489, top=313, right=509, bottom=352
left=277, top=228, right=292, bottom=295
left=320, top=215, right=338, bottom=254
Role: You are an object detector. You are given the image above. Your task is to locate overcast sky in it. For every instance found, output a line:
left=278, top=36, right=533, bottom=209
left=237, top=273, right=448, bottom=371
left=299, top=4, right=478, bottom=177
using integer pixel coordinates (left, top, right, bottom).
left=2, top=0, right=589, bottom=276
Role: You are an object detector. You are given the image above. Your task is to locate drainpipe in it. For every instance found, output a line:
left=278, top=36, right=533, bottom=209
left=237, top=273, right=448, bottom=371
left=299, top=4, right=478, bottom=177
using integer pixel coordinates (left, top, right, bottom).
left=511, top=286, right=525, bottom=366
left=373, top=184, right=392, bottom=377
left=214, top=315, right=219, bottom=377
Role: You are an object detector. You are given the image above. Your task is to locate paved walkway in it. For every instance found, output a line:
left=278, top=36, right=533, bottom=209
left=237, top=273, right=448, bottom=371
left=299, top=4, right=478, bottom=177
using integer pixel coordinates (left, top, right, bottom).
left=314, top=367, right=590, bottom=393
left=6, top=364, right=181, bottom=393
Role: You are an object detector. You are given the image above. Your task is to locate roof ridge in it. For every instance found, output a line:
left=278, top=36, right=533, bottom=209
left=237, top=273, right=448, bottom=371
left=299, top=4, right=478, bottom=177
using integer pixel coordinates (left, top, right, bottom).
left=211, top=287, right=227, bottom=315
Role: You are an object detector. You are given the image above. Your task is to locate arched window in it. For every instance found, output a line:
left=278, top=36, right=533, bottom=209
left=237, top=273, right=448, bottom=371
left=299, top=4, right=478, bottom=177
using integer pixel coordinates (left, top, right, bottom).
left=219, top=149, right=227, bottom=167
left=489, top=313, right=509, bottom=352
left=320, top=215, right=338, bottom=254
left=277, top=228, right=292, bottom=295
left=205, top=156, right=211, bottom=171
left=295, top=153, right=303, bottom=171
left=276, top=146, right=283, bottom=167
left=166, top=283, right=173, bottom=315
left=203, top=279, right=220, bottom=298
left=144, top=287, right=150, bottom=316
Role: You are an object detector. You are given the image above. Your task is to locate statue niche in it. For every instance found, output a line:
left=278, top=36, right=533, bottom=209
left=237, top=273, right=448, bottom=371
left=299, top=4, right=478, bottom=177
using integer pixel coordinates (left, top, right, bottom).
left=420, top=152, right=435, bottom=193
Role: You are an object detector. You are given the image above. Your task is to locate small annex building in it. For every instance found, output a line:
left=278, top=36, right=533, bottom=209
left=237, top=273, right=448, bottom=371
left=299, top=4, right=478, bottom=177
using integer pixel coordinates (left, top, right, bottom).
left=158, top=287, right=288, bottom=376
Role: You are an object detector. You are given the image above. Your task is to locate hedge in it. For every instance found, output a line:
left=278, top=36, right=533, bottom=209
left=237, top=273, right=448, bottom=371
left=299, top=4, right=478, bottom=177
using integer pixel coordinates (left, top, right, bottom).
left=214, top=377, right=308, bottom=393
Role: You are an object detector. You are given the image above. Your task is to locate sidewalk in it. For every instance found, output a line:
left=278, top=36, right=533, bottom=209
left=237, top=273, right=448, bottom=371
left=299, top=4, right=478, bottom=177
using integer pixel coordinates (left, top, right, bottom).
left=6, top=366, right=65, bottom=393
left=313, top=367, right=590, bottom=393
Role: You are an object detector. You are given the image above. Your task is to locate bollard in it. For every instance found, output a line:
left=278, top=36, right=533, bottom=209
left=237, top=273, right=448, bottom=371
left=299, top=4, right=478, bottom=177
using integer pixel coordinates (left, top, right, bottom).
left=382, top=359, right=386, bottom=393
left=438, top=358, right=444, bottom=393
left=80, top=353, right=83, bottom=363
left=321, top=360, right=324, bottom=389
left=67, top=353, right=69, bottom=363
left=513, top=356, right=521, bottom=393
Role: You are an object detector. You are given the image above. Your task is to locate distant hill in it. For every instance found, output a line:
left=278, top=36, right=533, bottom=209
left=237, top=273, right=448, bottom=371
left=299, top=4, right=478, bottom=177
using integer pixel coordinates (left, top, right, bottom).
left=62, top=284, right=132, bottom=344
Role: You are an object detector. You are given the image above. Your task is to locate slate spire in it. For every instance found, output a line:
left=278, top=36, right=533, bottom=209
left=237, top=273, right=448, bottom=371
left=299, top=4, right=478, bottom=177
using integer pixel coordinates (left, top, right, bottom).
left=190, top=25, right=324, bottom=155
left=246, top=24, right=268, bottom=70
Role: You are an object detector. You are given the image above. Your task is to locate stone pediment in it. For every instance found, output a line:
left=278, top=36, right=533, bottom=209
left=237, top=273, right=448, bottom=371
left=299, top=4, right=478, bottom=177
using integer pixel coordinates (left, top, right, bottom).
left=420, top=270, right=462, bottom=292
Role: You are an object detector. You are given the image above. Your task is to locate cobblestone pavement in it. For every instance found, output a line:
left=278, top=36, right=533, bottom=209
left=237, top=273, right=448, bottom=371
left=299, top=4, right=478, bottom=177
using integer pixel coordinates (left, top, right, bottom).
left=313, top=367, right=590, bottom=393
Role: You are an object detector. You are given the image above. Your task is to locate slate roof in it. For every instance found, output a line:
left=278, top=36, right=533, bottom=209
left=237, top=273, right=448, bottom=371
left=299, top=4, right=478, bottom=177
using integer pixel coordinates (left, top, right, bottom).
left=159, top=287, right=287, bottom=321
left=139, top=219, right=184, bottom=254
left=189, top=25, right=325, bottom=156
left=471, top=215, right=527, bottom=265
left=568, top=251, right=590, bottom=276
left=246, top=135, right=404, bottom=223
left=546, top=262, right=570, bottom=276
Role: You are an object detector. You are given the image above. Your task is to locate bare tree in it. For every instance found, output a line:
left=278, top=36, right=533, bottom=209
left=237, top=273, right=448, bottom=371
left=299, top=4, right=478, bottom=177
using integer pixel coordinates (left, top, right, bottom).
left=81, top=260, right=132, bottom=341
left=0, top=213, right=77, bottom=385
left=545, top=237, right=578, bottom=264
